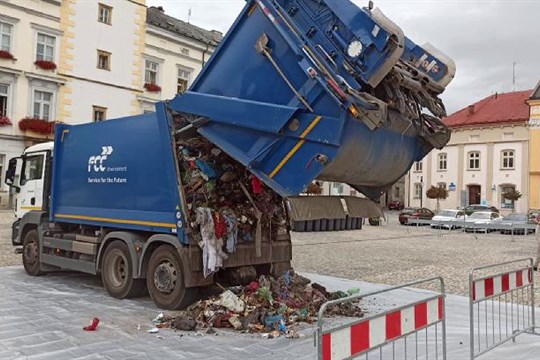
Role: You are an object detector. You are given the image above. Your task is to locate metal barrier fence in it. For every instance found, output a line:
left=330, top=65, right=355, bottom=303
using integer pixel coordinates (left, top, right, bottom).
left=469, top=258, right=540, bottom=359
left=406, top=219, right=536, bottom=240
left=316, top=277, right=446, bottom=360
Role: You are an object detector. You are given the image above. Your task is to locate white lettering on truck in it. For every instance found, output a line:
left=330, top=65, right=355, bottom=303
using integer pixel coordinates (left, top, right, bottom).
left=88, top=146, right=114, bottom=172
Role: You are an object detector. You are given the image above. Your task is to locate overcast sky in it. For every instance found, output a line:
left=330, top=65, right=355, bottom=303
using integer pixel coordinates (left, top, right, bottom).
left=147, top=0, right=540, bottom=114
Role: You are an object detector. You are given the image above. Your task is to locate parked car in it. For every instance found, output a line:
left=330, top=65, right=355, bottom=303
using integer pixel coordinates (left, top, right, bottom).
left=388, top=200, right=405, bottom=210
left=463, top=211, right=502, bottom=233
left=399, top=207, right=435, bottom=225
left=499, top=213, right=536, bottom=235
left=528, top=209, right=540, bottom=220
left=464, top=204, right=499, bottom=216
left=430, top=209, right=467, bottom=229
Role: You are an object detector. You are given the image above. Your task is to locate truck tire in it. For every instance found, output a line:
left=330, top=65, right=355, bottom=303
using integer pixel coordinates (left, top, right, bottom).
left=22, top=229, right=43, bottom=276
left=102, top=241, right=145, bottom=299
left=146, top=245, right=198, bottom=310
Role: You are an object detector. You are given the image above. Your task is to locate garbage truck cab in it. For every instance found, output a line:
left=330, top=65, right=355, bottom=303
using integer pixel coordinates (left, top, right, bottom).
left=6, top=142, right=53, bottom=221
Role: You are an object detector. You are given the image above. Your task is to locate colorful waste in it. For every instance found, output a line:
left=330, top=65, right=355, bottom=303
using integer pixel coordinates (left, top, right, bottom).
left=151, top=270, right=363, bottom=337
left=177, top=135, right=288, bottom=277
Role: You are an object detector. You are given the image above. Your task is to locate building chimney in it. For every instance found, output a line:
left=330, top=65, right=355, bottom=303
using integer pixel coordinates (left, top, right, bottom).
left=156, top=6, right=165, bottom=12
left=468, top=105, right=474, bottom=115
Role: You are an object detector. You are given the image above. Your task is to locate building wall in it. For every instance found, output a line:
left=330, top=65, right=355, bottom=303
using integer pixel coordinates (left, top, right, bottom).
left=0, top=0, right=63, bottom=201
left=59, top=0, right=145, bottom=122
left=529, top=99, right=540, bottom=210
left=406, top=125, right=529, bottom=214
left=140, top=24, right=217, bottom=111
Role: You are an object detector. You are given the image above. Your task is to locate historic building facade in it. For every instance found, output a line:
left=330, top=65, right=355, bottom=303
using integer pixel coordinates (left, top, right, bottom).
left=0, top=0, right=221, bottom=206
left=405, top=90, right=531, bottom=214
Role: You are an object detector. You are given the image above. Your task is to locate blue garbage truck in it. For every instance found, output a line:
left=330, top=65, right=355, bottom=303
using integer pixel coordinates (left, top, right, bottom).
left=5, top=0, right=455, bottom=309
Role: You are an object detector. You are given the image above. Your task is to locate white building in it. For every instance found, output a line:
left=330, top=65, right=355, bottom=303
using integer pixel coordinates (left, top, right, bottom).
left=139, top=6, right=221, bottom=113
left=0, top=0, right=222, bottom=206
left=0, top=0, right=63, bottom=205
left=58, top=0, right=147, bottom=123
left=405, top=91, right=531, bottom=215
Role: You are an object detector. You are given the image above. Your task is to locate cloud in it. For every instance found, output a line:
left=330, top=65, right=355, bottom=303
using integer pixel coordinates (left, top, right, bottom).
left=147, top=0, right=540, bottom=113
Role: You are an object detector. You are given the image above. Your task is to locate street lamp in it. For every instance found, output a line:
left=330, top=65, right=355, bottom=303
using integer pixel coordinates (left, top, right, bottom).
left=420, top=176, right=424, bottom=208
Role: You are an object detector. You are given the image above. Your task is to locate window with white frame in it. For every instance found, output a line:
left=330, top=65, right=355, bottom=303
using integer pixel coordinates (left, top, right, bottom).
left=92, top=106, right=107, bottom=122
left=468, top=151, right=480, bottom=170
left=33, top=90, right=53, bottom=120
left=177, top=67, right=192, bottom=93
left=97, top=50, right=111, bottom=70
left=414, top=183, right=422, bottom=199
left=437, top=153, right=447, bottom=171
left=501, top=150, right=515, bottom=169
left=98, top=3, right=112, bottom=25
left=413, top=161, right=423, bottom=172
left=0, top=83, right=8, bottom=117
left=36, top=33, right=55, bottom=62
left=145, top=60, right=159, bottom=85
left=0, top=22, right=13, bottom=52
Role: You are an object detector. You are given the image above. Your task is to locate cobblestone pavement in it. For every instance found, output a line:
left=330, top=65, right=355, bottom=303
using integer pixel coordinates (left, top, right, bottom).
left=291, top=211, right=540, bottom=296
left=0, top=210, right=18, bottom=267
left=1, top=210, right=539, bottom=296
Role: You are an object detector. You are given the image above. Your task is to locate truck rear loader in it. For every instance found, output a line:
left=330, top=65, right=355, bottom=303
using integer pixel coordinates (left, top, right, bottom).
left=4, top=0, right=455, bottom=309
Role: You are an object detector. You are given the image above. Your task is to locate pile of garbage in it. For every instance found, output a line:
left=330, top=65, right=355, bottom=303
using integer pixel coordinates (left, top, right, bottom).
left=152, top=269, right=363, bottom=338
left=176, top=134, right=287, bottom=277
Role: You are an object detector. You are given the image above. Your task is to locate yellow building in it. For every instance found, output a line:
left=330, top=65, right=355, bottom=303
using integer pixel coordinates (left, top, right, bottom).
left=528, top=81, right=540, bottom=210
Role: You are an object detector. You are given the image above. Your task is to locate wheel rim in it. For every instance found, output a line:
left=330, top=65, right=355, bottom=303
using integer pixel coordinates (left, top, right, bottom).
left=23, top=240, right=38, bottom=265
left=109, top=251, right=127, bottom=287
left=153, top=260, right=178, bottom=294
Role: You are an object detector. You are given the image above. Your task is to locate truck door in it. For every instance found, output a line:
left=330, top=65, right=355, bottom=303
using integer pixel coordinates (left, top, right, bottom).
left=16, top=152, right=47, bottom=219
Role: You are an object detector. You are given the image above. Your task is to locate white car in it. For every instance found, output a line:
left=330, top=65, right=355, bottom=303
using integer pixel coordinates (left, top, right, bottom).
left=430, top=209, right=467, bottom=229
left=463, top=211, right=503, bottom=233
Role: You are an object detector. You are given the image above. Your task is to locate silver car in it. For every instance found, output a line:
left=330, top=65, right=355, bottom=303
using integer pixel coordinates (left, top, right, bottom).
left=430, top=209, right=466, bottom=229
left=463, top=211, right=503, bottom=233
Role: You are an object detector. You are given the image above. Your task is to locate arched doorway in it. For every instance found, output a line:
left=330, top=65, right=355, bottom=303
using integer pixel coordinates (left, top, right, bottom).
left=468, top=185, right=481, bottom=205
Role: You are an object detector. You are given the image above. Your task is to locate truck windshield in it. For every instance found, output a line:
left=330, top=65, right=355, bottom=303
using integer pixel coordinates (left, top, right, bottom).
left=20, top=154, right=44, bottom=185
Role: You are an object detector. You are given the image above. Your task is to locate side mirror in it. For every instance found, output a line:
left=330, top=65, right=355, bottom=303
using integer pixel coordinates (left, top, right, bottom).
left=5, top=157, right=21, bottom=192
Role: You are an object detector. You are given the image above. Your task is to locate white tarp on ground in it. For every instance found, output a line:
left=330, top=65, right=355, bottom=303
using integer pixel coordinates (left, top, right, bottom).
left=0, top=266, right=539, bottom=359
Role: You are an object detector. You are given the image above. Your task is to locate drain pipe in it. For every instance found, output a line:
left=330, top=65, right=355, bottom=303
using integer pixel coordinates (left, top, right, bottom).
left=202, top=42, right=211, bottom=67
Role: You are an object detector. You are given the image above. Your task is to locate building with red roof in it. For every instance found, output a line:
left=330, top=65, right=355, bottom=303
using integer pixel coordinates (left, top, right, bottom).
left=406, top=90, right=533, bottom=214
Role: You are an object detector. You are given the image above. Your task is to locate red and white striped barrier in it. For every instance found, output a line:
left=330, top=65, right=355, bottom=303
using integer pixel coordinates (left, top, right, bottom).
left=469, top=259, right=539, bottom=360
left=321, top=296, right=444, bottom=360
left=472, top=268, right=533, bottom=302
left=316, top=277, right=446, bottom=360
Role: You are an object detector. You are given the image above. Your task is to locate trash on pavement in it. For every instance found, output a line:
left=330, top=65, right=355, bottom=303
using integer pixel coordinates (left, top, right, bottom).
left=147, top=327, right=159, bottom=334
left=83, top=317, right=100, bottom=331
left=154, top=269, right=363, bottom=338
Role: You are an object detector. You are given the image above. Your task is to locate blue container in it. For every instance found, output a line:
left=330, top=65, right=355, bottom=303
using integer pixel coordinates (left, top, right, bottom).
left=169, top=0, right=454, bottom=200
left=51, top=114, right=189, bottom=244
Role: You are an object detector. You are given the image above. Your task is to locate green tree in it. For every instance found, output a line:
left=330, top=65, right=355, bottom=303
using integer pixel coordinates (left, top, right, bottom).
left=502, top=188, right=522, bottom=212
left=426, top=185, right=449, bottom=212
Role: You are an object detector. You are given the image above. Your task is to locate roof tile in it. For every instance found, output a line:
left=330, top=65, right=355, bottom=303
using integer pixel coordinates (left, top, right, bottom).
left=146, top=7, right=222, bottom=46
left=443, top=90, right=532, bottom=128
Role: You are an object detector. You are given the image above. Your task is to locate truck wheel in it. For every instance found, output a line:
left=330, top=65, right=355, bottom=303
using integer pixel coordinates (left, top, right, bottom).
left=147, top=245, right=198, bottom=310
left=102, top=241, right=145, bottom=299
left=22, top=229, right=43, bottom=276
